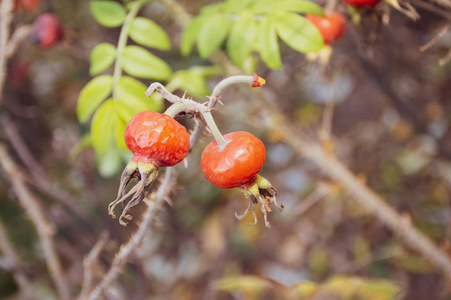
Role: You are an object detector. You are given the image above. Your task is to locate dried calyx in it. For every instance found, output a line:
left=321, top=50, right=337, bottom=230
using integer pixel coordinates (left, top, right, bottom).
left=108, top=160, right=159, bottom=225
left=237, top=175, right=284, bottom=228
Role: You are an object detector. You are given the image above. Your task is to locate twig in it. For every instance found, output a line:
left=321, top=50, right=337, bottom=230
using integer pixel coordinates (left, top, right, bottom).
left=0, top=0, right=14, bottom=104
left=87, top=167, right=179, bottom=299
left=5, top=25, right=31, bottom=58
left=78, top=231, right=110, bottom=300
left=420, top=25, right=450, bottom=52
left=0, top=219, right=33, bottom=298
left=0, top=144, right=71, bottom=300
left=1, top=117, right=92, bottom=223
left=411, top=0, right=451, bottom=20
left=439, top=49, right=451, bottom=65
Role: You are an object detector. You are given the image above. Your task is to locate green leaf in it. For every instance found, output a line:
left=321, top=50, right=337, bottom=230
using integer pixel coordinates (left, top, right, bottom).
left=115, top=76, right=162, bottom=122
left=275, top=12, right=323, bottom=53
left=97, top=145, right=123, bottom=177
left=197, top=14, right=231, bottom=59
left=281, top=0, right=325, bottom=16
left=325, top=276, right=402, bottom=300
left=91, top=100, right=117, bottom=155
left=90, top=43, right=116, bottom=76
left=227, top=15, right=258, bottom=66
left=121, top=45, right=171, bottom=80
left=180, top=16, right=208, bottom=56
left=90, top=1, right=126, bottom=28
left=200, top=2, right=224, bottom=15
left=215, top=275, right=273, bottom=293
left=258, top=17, right=281, bottom=69
left=250, top=0, right=324, bottom=16
left=129, top=17, right=171, bottom=50
left=114, top=113, right=127, bottom=150
left=224, top=0, right=253, bottom=13
left=77, top=75, right=113, bottom=123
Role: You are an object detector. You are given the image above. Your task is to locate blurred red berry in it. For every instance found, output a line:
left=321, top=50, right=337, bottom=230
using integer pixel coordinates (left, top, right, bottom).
left=31, top=13, right=64, bottom=48
left=9, top=62, right=29, bottom=84
left=17, top=0, right=40, bottom=11
left=341, top=0, right=381, bottom=8
left=306, top=13, right=347, bottom=44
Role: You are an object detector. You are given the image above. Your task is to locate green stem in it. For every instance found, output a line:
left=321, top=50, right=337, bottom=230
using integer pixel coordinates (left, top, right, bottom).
left=164, top=102, right=227, bottom=149
left=112, top=0, right=146, bottom=99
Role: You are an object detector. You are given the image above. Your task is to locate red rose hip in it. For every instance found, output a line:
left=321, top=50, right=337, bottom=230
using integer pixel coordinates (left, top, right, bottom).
left=201, top=131, right=265, bottom=189
left=125, top=111, right=190, bottom=167
left=201, top=131, right=283, bottom=228
left=306, top=13, right=346, bottom=44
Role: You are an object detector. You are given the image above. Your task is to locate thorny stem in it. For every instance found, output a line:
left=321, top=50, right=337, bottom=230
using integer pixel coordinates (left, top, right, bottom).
left=148, top=82, right=229, bottom=149
left=112, top=0, right=146, bottom=99
left=210, top=75, right=256, bottom=100
left=149, top=75, right=262, bottom=149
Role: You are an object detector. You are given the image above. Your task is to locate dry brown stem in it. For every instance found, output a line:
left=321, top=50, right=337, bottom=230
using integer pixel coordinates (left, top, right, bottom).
left=0, top=145, right=71, bottom=300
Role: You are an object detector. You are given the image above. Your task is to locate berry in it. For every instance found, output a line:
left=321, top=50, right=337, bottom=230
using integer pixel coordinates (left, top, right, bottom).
left=125, top=111, right=190, bottom=167
left=341, top=0, right=381, bottom=8
left=31, top=13, right=64, bottom=48
left=201, top=132, right=283, bottom=227
left=201, top=131, right=265, bottom=189
left=16, top=0, right=40, bottom=11
left=306, top=13, right=347, bottom=44
left=110, top=111, right=189, bottom=226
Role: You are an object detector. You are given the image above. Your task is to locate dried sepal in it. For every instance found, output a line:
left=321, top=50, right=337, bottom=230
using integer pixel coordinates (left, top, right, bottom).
left=236, top=175, right=282, bottom=228
left=108, top=160, right=159, bottom=226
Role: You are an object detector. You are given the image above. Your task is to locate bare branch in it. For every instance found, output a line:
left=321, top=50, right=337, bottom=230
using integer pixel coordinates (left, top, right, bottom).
left=420, top=24, right=450, bottom=52
left=1, top=117, right=91, bottom=223
left=0, top=144, right=71, bottom=300
left=0, top=0, right=14, bottom=104
left=0, top=219, right=33, bottom=298
left=78, top=231, right=110, bottom=300
left=5, top=25, right=31, bottom=58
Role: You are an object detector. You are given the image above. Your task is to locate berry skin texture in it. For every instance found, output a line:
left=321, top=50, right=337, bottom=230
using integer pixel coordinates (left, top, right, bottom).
left=306, top=13, right=347, bottom=44
left=125, top=111, right=190, bottom=167
left=31, top=13, right=64, bottom=48
left=341, top=0, right=381, bottom=7
left=201, top=131, right=266, bottom=189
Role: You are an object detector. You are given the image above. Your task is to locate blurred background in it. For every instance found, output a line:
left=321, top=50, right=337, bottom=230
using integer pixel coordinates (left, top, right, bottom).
left=1, top=0, right=451, bottom=299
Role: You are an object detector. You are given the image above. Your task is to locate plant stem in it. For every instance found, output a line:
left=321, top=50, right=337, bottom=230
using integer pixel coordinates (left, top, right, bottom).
left=211, top=75, right=255, bottom=100
left=112, top=0, right=146, bottom=99
left=164, top=101, right=227, bottom=149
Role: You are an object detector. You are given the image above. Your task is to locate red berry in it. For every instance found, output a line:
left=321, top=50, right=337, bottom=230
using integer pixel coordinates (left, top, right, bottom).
left=17, top=0, right=40, bottom=11
left=341, top=0, right=381, bottom=8
left=124, top=111, right=190, bottom=167
left=31, top=13, right=64, bottom=48
left=306, top=13, right=347, bottom=44
left=201, top=131, right=266, bottom=189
